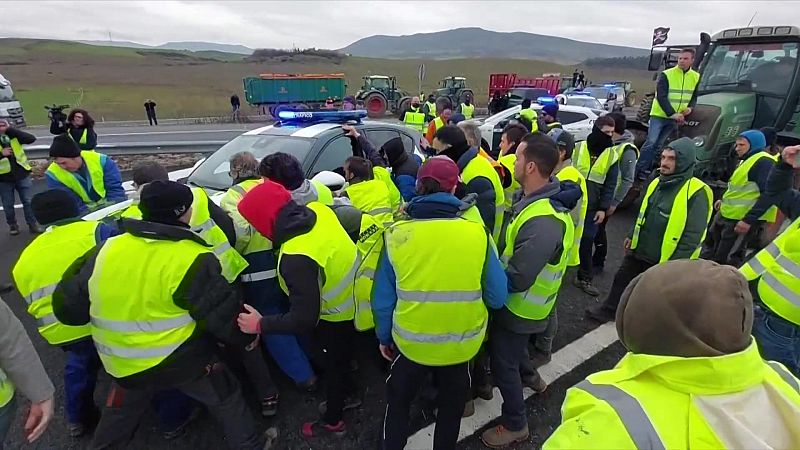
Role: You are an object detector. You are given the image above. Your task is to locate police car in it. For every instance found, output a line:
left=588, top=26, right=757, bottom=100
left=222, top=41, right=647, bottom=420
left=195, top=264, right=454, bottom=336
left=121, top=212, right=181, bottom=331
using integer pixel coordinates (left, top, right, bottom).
left=85, top=110, right=424, bottom=220
left=554, top=93, right=605, bottom=112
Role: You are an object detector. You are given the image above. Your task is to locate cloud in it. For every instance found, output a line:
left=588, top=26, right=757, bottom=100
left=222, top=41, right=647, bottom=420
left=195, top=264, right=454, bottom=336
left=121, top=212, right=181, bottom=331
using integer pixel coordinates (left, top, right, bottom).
left=4, top=1, right=800, bottom=50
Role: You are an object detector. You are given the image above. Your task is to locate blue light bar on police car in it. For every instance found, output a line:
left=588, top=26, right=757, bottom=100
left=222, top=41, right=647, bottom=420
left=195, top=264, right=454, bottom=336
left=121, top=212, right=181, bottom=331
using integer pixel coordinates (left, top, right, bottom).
left=603, top=84, right=617, bottom=88
left=536, top=97, right=556, bottom=104
left=277, top=110, right=368, bottom=123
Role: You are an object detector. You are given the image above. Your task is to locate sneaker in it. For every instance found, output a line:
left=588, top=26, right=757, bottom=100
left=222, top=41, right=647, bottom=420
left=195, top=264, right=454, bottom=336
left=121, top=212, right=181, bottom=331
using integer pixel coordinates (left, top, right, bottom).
left=8, top=224, right=19, bottom=236
left=261, top=394, right=279, bottom=418
left=480, top=424, right=530, bottom=448
left=28, top=223, right=43, bottom=234
left=574, top=277, right=600, bottom=297
left=530, top=350, right=552, bottom=368
left=317, top=397, right=362, bottom=415
left=463, top=399, right=475, bottom=418
left=296, top=376, right=318, bottom=393
left=585, top=304, right=616, bottom=323
left=162, top=406, right=202, bottom=440
left=262, top=427, right=278, bottom=450
left=300, top=420, right=346, bottom=438
left=522, top=375, right=548, bottom=394
left=475, top=383, right=494, bottom=401
left=68, top=408, right=100, bottom=438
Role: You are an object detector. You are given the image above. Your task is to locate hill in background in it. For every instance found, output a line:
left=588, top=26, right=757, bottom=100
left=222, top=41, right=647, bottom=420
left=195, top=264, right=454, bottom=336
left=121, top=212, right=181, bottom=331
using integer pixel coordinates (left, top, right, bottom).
left=78, top=40, right=253, bottom=55
left=341, top=27, right=649, bottom=64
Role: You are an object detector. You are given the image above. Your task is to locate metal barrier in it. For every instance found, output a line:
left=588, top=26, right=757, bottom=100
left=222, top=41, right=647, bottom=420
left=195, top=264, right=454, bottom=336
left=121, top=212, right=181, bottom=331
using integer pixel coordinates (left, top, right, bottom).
left=25, top=141, right=229, bottom=159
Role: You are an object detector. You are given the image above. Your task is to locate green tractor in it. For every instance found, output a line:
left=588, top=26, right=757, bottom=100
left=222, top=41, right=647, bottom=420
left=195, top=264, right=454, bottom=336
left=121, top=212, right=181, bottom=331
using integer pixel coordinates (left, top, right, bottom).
left=355, top=75, right=412, bottom=118
left=435, top=76, right=475, bottom=110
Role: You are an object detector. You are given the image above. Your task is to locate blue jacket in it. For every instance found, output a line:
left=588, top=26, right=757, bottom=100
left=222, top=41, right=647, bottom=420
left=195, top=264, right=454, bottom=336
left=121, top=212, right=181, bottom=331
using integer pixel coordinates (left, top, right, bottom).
left=739, top=142, right=777, bottom=225
left=372, top=192, right=508, bottom=345
left=45, top=154, right=126, bottom=214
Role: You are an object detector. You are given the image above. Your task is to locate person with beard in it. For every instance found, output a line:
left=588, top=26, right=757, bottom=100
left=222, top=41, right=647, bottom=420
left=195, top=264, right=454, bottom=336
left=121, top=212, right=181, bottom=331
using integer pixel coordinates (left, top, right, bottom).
left=570, top=116, right=619, bottom=296
left=586, top=138, right=713, bottom=323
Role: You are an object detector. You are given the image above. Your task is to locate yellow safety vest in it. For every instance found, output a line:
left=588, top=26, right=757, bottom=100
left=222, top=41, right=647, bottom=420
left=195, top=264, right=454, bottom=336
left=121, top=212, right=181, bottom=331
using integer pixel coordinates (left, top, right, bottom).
left=0, top=138, right=31, bottom=174
left=0, top=368, right=12, bottom=408
left=460, top=103, right=475, bottom=119
left=573, top=141, right=620, bottom=184
left=385, top=216, right=490, bottom=366
left=68, top=128, right=89, bottom=146
left=46, top=151, right=107, bottom=209
left=630, top=177, right=713, bottom=263
left=502, top=198, right=573, bottom=320
left=88, top=233, right=204, bottom=378
left=372, top=166, right=402, bottom=213
left=404, top=108, right=426, bottom=133
left=498, top=154, right=520, bottom=210
left=650, top=66, right=700, bottom=119
left=555, top=165, right=588, bottom=266
left=353, top=212, right=384, bottom=331
left=544, top=342, right=800, bottom=450
left=13, top=221, right=98, bottom=345
left=425, top=101, right=437, bottom=118
left=613, top=143, right=640, bottom=192
left=310, top=179, right=334, bottom=206
left=721, top=151, right=778, bottom=222
left=740, top=216, right=800, bottom=325
left=433, top=117, right=446, bottom=133
left=277, top=202, right=360, bottom=323
left=461, top=155, right=505, bottom=243
left=188, top=187, right=248, bottom=283
left=345, top=179, right=394, bottom=227
left=519, top=108, right=539, bottom=132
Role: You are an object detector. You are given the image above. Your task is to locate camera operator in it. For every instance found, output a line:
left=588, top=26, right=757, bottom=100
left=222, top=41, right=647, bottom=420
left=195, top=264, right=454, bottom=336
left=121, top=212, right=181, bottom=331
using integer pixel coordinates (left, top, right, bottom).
left=50, top=108, right=97, bottom=151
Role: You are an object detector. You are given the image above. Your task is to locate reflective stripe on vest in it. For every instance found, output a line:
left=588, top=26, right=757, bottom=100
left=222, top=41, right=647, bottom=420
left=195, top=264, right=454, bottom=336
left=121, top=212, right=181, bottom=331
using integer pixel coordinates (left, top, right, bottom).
left=498, top=154, right=520, bottom=209
left=630, top=177, right=712, bottom=263
left=739, top=217, right=800, bottom=325
left=502, top=198, right=573, bottom=320
left=460, top=103, right=475, bottom=119
left=12, top=220, right=99, bottom=345
left=189, top=187, right=248, bottom=283
left=573, top=141, right=620, bottom=184
left=650, top=66, right=700, bottom=119
left=575, top=380, right=667, bottom=450
left=0, top=368, right=13, bottom=408
left=386, top=217, right=489, bottom=365
left=555, top=165, right=588, bottom=266
left=345, top=179, right=394, bottom=227
left=0, top=138, right=31, bottom=174
left=46, top=151, right=107, bottom=208
left=277, top=202, right=360, bottom=323
left=373, top=166, right=402, bottom=213
left=404, top=111, right=426, bottom=133
left=354, top=213, right=384, bottom=331
left=88, top=233, right=203, bottom=378
left=721, top=151, right=778, bottom=222
left=768, top=361, right=800, bottom=394
left=461, top=154, right=505, bottom=243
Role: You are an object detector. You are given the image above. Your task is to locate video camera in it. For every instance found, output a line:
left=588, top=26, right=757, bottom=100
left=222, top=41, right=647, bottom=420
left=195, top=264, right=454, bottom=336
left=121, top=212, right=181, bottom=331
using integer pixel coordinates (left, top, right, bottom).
left=44, top=104, right=70, bottom=125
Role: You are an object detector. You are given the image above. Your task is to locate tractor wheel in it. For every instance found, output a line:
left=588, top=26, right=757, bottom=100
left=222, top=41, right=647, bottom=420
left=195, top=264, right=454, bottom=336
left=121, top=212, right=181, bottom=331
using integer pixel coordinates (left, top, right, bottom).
left=626, top=91, right=638, bottom=108
left=636, top=95, right=654, bottom=123
left=365, top=93, right=388, bottom=118
left=397, top=98, right=411, bottom=118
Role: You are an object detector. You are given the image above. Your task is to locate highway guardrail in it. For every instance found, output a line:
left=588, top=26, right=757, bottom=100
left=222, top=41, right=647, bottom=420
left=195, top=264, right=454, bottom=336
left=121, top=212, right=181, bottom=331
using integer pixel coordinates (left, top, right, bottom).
left=25, top=140, right=229, bottom=160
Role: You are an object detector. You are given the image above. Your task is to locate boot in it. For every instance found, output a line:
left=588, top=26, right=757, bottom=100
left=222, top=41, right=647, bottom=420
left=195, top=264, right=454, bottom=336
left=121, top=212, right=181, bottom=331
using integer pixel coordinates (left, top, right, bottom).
left=585, top=303, right=616, bottom=323
left=463, top=399, right=475, bottom=418
left=481, top=424, right=530, bottom=448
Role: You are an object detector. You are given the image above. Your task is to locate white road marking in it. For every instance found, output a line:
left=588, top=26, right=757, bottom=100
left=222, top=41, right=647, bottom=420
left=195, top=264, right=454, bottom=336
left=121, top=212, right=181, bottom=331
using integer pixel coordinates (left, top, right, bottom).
left=0, top=204, right=22, bottom=211
left=404, top=322, right=619, bottom=450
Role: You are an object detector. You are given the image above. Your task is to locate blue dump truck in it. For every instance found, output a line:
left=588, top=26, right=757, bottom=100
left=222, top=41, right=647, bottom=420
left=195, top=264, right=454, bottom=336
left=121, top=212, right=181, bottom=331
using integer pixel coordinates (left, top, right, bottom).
left=243, top=73, right=347, bottom=118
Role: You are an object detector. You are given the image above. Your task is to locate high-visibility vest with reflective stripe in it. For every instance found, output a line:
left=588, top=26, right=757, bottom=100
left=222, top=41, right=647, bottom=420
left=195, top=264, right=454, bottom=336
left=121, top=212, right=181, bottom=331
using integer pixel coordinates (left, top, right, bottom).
left=721, top=151, right=778, bottom=222
left=461, top=154, right=505, bottom=243
left=68, top=128, right=90, bottom=147
left=46, top=151, right=107, bottom=209
left=613, top=143, right=640, bottom=192
left=373, top=166, right=402, bottom=213
left=88, top=233, right=204, bottom=378
left=310, top=179, right=334, bottom=206
left=189, top=187, right=249, bottom=283
left=277, top=202, right=360, bottom=323
left=345, top=179, right=393, bottom=228
left=425, top=101, right=437, bottom=118
left=519, top=108, right=539, bottom=132
left=386, top=216, right=489, bottom=366
left=573, top=141, right=620, bottom=184
left=544, top=342, right=800, bottom=450
left=650, top=66, right=700, bottom=119
left=13, top=221, right=98, bottom=345
left=353, top=212, right=384, bottom=331
left=460, top=103, right=475, bottom=119
left=0, top=138, right=31, bottom=174
left=547, top=122, right=562, bottom=130
left=502, top=198, right=573, bottom=320
left=740, top=216, right=800, bottom=325
left=220, top=180, right=277, bottom=284
left=630, top=177, right=713, bottom=263
left=498, top=154, right=520, bottom=210
left=404, top=108, right=426, bottom=133
left=555, top=165, right=588, bottom=266
left=433, top=117, right=446, bottom=133
left=0, top=369, right=12, bottom=408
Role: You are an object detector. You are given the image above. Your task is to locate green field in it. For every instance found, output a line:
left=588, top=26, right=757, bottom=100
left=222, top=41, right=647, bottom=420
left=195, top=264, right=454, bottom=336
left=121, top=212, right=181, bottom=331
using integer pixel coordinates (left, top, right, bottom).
left=2, top=39, right=655, bottom=125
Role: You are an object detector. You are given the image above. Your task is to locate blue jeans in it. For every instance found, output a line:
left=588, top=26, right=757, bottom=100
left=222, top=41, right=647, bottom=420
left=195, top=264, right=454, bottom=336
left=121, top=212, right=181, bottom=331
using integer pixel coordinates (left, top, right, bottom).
left=0, top=177, right=36, bottom=226
left=62, top=339, right=102, bottom=424
left=635, top=117, right=677, bottom=176
left=753, top=304, right=800, bottom=376
left=0, top=395, right=16, bottom=450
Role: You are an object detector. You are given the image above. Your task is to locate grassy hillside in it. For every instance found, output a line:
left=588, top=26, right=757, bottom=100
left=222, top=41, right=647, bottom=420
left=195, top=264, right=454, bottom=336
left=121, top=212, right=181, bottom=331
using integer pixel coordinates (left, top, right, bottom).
left=2, top=39, right=655, bottom=125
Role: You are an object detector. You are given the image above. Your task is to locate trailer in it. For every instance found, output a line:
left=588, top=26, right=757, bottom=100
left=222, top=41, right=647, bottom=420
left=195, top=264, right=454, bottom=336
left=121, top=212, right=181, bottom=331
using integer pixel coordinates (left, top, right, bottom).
left=243, top=73, right=347, bottom=118
left=488, top=73, right=561, bottom=99
left=0, top=74, right=26, bottom=127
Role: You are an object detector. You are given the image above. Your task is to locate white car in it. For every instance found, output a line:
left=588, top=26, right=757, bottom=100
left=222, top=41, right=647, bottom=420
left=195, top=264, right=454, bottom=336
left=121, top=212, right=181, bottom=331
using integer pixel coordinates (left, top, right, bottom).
left=555, top=94, right=604, bottom=112
left=476, top=104, right=601, bottom=152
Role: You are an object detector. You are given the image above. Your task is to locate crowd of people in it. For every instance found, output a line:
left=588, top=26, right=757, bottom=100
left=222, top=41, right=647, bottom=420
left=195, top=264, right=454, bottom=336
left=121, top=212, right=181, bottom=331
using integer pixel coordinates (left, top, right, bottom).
left=0, top=62, right=799, bottom=450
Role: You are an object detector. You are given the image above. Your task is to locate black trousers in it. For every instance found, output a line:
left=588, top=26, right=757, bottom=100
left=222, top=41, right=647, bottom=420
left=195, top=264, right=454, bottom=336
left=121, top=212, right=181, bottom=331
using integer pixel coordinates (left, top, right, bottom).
left=592, top=218, right=609, bottom=268
left=146, top=112, right=157, bottom=126
left=600, top=253, right=655, bottom=313
left=316, top=319, right=357, bottom=425
left=383, top=354, right=470, bottom=450
left=701, top=213, right=762, bottom=266
left=223, top=340, right=278, bottom=400
left=90, top=363, right=262, bottom=450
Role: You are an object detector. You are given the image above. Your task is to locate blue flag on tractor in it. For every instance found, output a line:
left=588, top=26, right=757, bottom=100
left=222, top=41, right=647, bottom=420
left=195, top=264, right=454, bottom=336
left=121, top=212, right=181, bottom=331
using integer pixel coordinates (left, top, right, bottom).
left=653, top=27, right=670, bottom=46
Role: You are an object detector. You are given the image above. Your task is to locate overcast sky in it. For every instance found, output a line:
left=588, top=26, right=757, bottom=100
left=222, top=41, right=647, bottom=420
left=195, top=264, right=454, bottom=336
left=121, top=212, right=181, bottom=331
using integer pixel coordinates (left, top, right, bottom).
left=5, top=1, right=800, bottom=50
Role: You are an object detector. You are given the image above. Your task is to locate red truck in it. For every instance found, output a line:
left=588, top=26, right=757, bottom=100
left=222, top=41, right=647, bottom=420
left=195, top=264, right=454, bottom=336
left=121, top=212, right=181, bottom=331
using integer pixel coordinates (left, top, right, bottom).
left=488, top=73, right=562, bottom=100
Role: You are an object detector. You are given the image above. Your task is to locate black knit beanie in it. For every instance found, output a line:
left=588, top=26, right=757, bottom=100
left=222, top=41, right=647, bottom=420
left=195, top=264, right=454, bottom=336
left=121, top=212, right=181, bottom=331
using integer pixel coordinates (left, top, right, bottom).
left=49, top=134, right=81, bottom=158
left=32, top=189, right=80, bottom=225
left=139, top=181, right=194, bottom=225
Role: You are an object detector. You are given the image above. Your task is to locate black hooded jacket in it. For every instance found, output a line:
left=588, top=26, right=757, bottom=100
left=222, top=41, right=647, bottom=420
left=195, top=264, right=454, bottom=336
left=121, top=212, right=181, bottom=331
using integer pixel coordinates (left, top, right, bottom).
left=584, top=128, right=618, bottom=211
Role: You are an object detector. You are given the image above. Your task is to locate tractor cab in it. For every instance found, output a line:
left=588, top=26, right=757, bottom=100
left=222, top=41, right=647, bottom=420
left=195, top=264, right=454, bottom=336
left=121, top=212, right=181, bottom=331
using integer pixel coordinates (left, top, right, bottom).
left=441, top=76, right=467, bottom=90
left=359, top=75, right=395, bottom=97
left=435, top=76, right=474, bottom=110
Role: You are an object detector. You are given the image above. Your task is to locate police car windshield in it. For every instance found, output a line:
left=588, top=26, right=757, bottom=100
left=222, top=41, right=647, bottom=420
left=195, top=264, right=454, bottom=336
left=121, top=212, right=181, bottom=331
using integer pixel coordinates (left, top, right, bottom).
left=568, top=97, right=602, bottom=109
left=582, top=87, right=611, bottom=99
left=188, top=134, right=313, bottom=190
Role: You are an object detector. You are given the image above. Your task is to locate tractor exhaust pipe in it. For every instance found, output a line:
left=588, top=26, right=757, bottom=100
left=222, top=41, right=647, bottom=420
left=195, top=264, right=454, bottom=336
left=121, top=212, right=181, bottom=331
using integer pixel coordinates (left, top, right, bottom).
left=693, top=32, right=712, bottom=70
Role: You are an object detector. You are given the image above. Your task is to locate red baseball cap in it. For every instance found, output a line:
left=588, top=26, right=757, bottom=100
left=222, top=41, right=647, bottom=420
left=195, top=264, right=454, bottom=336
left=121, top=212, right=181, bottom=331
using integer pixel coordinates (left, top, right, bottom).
left=416, top=156, right=460, bottom=192
left=237, top=179, right=292, bottom=241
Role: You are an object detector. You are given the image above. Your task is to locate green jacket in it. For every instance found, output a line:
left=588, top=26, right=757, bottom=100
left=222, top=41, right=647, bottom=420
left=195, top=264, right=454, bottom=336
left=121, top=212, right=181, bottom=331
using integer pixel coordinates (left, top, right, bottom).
left=632, top=138, right=710, bottom=263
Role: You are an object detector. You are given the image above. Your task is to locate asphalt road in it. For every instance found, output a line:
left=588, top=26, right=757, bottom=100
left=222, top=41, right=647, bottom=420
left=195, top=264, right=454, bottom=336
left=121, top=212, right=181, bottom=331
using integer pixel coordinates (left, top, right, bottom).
left=0, top=189, right=637, bottom=450
left=28, top=123, right=263, bottom=147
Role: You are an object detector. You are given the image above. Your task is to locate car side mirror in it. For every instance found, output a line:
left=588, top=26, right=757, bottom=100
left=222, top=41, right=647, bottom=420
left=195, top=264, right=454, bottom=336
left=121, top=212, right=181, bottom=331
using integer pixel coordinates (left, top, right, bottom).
left=312, top=170, right=346, bottom=189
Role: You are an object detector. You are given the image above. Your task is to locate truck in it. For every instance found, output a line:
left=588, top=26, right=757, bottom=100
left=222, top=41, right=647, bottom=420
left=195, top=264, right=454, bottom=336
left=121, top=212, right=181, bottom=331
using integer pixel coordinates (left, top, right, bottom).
left=242, top=73, right=347, bottom=118
left=488, top=73, right=561, bottom=113
left=354, top=75, right=412, bottom=118
left=0, top=74, right=26, bottom=127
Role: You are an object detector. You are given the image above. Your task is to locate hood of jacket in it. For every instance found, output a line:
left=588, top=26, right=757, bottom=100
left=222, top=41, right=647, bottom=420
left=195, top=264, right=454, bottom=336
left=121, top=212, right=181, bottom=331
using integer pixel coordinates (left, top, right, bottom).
left=406, top=192, right=477, bottom=220
left=512, top=179, right=581, bottom=217
left=739, top=130, right=767, bottom=158
left=291, top=179, right=321, bottom=206
left=660, top=137, right=696, bottom=185
left=382, top=137, right=408, bottom=167
left=272, top=201, right=316, bottom=246
left=613, top=130, right=635, bottom=146
left=439, top=141, right=473, bottom=167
